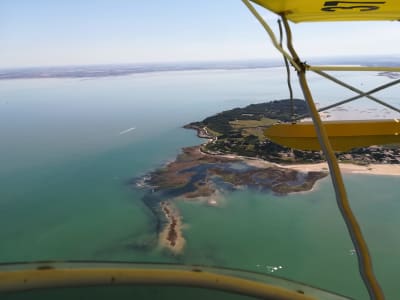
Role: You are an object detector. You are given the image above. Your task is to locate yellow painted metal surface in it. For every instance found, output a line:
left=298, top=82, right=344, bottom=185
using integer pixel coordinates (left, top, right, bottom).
left=264, top=119, right=400, bottom=151
left=0, top=262, right=352, bottom=299
left=250, top=0, right=400, bottom=22
left=0, top=267, right=316, bottom=300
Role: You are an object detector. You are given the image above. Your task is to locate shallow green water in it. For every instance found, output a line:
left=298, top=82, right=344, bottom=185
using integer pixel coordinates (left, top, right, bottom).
left=176, top=175, right=400, bottom=299
left=0, top=69, right=399, bottom=299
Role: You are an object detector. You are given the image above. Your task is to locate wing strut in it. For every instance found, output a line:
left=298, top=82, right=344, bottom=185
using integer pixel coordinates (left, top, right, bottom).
left=293, top=75, right=400, bottom=121
left=242, top=1, right=385, bottom=299
left=277, top=19, right=295, bottom=123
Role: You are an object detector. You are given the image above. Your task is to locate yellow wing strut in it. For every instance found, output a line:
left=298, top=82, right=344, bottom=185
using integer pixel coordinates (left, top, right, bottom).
left=242, top=1, right=386, bottom=299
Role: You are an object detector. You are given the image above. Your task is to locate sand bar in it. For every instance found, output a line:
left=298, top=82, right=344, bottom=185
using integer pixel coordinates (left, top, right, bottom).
left=159, top=202, right=185, bottom=254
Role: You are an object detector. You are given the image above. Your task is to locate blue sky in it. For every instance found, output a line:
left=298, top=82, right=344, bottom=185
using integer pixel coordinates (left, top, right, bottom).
left=1, top=0, right=399, bottom=68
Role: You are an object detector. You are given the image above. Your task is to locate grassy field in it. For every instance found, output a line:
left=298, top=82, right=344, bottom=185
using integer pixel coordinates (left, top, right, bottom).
left=229, top=117, right=277, bottom=128
left=206, top=127, right=223, bottom=137
left=229, top=118, right=277, bottom=139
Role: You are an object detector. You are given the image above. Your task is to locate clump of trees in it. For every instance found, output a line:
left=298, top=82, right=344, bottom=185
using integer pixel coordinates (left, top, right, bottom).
left=200, top=99, right=308, bottom=135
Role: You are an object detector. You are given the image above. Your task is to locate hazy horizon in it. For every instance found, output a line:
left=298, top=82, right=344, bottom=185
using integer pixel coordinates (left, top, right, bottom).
left=1, top=53, right=400, bottom=70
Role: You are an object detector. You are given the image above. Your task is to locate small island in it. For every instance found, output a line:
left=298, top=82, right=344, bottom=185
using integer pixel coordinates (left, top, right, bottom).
left=135, top=99, right=400, bottom=254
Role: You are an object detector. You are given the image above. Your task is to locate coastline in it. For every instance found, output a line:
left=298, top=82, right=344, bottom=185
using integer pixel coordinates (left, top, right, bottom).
left=214, top=149, right=400, bottom=176
left=145, top=121, right=400, bottom=253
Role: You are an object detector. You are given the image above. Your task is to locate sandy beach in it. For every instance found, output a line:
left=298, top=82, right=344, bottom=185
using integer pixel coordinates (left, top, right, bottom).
left=244, top=158, right=400, bottom=176
left=285, top=162, right=400, bottom=176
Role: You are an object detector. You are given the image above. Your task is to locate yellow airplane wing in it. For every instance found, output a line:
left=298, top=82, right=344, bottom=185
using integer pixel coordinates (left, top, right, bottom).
left=250, top=0, right=400, bottom=22
left=264, top=119, right=400, bottom=151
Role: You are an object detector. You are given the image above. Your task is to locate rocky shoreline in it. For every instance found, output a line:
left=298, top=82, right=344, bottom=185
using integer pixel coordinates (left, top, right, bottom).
left=135, top=144, right=328, bottom=254
left=146, top=145, right=328, bottom=196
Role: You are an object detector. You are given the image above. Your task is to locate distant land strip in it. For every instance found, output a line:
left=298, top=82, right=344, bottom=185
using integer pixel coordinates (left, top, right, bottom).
left=1, top=57, right=399, bottom=80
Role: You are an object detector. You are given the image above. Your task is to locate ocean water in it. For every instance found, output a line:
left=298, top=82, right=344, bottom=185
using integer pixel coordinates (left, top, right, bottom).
left=0, top=68, right=399, bottom=299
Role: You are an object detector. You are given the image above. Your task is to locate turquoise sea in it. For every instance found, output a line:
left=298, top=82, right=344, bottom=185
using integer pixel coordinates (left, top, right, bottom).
left=0, top=68, right=399, bottom=299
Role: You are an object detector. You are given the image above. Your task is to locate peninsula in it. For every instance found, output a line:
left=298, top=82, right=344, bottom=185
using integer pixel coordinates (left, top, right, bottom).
left=135, top=99, right=400, bottom=254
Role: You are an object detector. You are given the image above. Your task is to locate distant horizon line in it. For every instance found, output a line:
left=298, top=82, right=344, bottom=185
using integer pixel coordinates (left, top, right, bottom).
left=1, top=54, right=400, bottom=71
left=0, top=55, right=398, bottom=80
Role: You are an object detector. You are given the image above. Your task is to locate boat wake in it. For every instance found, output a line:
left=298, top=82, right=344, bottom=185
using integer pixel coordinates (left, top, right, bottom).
left=119, top=127, right=136, bottom=135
